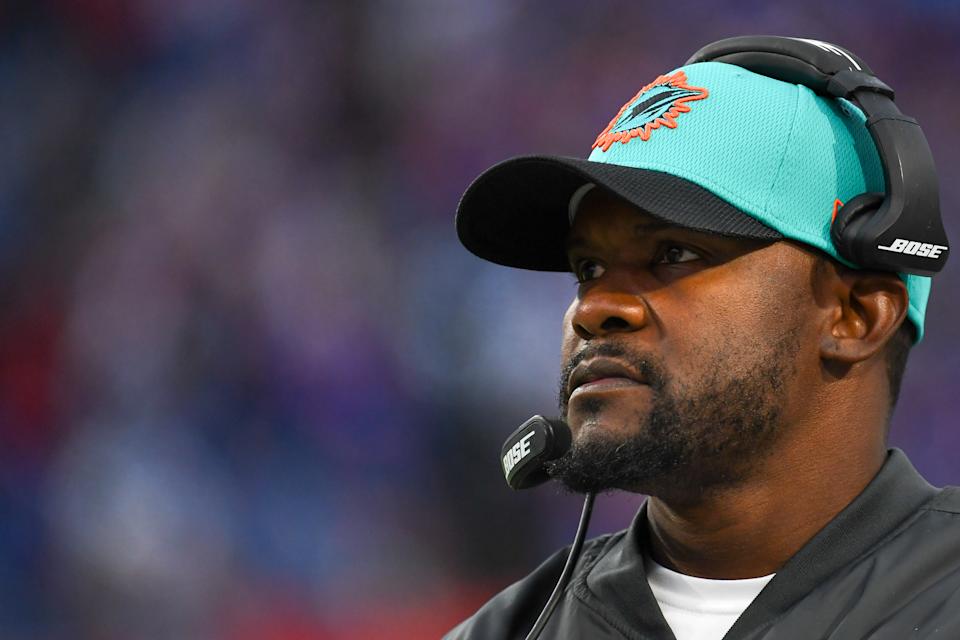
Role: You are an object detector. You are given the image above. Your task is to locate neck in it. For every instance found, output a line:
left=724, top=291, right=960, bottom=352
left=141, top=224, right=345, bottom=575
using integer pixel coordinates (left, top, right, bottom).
left=645, top=418, right=886, bottom=579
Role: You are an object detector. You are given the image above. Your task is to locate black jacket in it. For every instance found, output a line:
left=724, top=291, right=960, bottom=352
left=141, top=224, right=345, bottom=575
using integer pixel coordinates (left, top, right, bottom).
left=445, top=449, right=960, bottom=639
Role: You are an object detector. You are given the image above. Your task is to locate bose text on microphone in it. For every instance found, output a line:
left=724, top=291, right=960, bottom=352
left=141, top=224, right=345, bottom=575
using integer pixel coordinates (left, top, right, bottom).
left=500, top=415, right=571, bottom=490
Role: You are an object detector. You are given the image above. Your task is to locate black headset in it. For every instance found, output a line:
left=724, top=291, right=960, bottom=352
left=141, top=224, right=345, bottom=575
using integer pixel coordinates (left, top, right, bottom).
left=686, top=36, right=949, bottom=277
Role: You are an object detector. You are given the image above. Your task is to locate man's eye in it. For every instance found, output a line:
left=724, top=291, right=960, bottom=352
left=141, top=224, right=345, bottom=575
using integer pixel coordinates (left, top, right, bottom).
left=573, top=259, right=605, bottom=283
left=658, top=245, right=701, bottom=265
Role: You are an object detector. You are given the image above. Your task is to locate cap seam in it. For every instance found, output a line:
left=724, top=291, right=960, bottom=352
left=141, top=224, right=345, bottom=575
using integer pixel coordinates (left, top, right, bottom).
left=761, top=83, right=803, bottom=219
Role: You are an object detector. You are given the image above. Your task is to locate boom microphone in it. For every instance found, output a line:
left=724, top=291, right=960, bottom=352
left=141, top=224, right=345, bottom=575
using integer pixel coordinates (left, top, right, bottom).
left=500, top=415, right=595, bottom=640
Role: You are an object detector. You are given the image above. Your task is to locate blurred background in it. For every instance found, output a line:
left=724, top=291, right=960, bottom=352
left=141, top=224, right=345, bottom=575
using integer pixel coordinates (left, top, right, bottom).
left=0, top=0, right=958, bottom=638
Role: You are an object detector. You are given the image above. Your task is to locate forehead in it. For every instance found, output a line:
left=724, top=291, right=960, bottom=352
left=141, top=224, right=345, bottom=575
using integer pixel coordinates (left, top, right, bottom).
left=563, top=187, right=786, bottom=268
left=566, top=188, right=693, bottom=249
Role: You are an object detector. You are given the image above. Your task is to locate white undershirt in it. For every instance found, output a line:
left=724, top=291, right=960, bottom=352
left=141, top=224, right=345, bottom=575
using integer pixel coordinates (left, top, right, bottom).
left=644, top=554, right=775, bottom=640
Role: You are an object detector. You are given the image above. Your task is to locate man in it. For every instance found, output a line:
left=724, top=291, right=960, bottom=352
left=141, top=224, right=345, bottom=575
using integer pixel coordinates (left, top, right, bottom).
left=446, top=38, right=960, bottom=640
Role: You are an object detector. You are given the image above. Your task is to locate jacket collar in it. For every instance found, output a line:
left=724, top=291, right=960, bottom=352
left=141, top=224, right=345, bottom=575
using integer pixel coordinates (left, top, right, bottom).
left=572, top=448, right=938, bottom=639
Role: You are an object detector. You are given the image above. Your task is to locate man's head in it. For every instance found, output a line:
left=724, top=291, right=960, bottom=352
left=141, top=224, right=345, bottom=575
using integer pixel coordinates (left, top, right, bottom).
left=546, top=187, right=909, bottom=498
left=454, top=46, right=938, bottom=499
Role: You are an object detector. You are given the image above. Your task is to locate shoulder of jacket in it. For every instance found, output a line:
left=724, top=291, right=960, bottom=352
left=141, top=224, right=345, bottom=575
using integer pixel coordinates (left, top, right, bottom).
left=442, top=529, right=627, bottom=640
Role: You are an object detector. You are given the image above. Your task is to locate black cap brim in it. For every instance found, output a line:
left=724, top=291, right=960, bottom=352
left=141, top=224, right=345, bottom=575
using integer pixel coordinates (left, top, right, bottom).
left=455, top=155, right=782, bottom=271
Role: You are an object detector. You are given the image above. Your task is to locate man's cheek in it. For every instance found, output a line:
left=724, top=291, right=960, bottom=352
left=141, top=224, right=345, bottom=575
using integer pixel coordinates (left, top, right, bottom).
left=560, top=318, right=580, bottom=367
left=561, top=300, right=578, bottom=340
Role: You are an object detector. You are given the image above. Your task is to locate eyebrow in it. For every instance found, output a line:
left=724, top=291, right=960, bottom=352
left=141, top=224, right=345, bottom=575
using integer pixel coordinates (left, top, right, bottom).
left=566, top=220, right=679, bottom=250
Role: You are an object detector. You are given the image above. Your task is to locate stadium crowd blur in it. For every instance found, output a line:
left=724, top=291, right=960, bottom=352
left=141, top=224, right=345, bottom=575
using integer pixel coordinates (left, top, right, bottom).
left=0, top=1, right=958, bottom=638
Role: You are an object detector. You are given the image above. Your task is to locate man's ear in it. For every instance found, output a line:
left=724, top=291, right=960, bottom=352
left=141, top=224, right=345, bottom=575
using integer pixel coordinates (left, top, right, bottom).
left=816, top=262, right=909, bottom=364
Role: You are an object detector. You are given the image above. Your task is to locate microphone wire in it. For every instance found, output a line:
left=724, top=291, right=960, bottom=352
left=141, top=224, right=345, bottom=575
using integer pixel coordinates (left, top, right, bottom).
left=523, top=491, right=596, bottom=640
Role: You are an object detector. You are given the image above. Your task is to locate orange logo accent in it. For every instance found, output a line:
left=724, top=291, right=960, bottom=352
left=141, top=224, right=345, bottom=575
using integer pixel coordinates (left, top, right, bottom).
left=831, top=198, right=844, bottom=224
left=592, top=70, right=709, bottom=152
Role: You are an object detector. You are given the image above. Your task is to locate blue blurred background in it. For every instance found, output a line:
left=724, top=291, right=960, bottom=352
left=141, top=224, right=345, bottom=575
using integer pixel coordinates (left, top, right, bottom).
left=0, top=1, right=957, bottom=638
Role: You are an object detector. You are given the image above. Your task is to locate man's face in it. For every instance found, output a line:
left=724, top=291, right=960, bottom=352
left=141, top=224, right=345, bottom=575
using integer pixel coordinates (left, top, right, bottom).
left=548, top=189, right=819, bottom=499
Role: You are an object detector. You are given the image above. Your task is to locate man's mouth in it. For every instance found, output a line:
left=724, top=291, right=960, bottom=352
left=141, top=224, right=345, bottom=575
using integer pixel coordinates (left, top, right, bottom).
left=567, top=358, right=647, bottom=400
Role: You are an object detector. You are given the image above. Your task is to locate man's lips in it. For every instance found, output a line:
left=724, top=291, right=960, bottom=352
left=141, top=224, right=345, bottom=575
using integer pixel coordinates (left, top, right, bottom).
left=567, top=358, right=646, bottom=399
left=570, top=377, right=644, bottom=399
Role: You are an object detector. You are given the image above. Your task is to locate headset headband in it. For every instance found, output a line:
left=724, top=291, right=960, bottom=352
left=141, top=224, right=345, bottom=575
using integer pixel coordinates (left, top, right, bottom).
left=687, top=36, right=949, bottom=277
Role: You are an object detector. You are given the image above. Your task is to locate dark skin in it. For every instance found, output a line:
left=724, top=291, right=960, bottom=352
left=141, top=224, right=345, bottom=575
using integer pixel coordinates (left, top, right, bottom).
left=561, top=188, right=909, bottom=579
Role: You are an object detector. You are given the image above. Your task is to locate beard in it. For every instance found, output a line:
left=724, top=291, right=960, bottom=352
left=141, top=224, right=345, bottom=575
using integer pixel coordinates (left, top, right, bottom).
left=546, top=331, right=799, bottom=500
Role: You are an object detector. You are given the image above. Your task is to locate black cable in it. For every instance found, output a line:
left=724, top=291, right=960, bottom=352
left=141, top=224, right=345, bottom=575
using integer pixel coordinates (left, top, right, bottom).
left=523, top=492, right=596, bottom=640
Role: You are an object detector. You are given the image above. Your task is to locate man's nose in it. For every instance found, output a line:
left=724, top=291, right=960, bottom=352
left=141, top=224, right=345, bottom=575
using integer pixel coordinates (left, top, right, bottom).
left=569, top=281, right=648, bottom=340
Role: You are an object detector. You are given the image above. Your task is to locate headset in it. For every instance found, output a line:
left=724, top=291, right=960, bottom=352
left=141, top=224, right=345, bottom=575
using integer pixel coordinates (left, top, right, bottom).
left=687, top=36, right=949, bottom=277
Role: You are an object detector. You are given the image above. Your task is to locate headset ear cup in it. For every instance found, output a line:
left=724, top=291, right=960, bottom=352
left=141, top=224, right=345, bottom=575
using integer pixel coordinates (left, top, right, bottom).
left=830, top=193, right=885, bottom=264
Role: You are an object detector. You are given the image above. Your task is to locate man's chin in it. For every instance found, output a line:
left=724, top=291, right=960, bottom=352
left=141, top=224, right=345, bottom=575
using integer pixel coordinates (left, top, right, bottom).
left=563, top=404, right=649, bottom=444
left=545, top=430, right=673, bottom=495
left=544, top=420, right=760, bottom=500
left=567, top=418, right=632, bottom=446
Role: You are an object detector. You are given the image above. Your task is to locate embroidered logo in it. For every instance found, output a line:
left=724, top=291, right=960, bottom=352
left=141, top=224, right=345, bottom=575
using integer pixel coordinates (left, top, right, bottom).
left=592, top=70, right=708, bottom=152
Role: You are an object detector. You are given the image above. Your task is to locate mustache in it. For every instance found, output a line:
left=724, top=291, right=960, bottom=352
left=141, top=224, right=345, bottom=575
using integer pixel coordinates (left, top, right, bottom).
left=557, top=341, right=668, bottom=410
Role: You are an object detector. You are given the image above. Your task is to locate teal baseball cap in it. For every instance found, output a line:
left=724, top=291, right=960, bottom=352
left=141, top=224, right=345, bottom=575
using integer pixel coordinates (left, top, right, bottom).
left=456, top=61, right=931, bottom=339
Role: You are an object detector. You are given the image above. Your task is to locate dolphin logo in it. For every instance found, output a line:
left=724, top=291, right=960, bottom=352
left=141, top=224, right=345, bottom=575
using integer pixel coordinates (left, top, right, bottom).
left=593, top=71, right=709, bottom=151
left=612, top=87, right=704, bottom=133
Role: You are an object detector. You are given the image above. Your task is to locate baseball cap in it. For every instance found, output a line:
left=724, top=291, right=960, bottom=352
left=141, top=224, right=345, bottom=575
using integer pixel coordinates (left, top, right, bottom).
left=455, top=61, right=931, bottom=340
